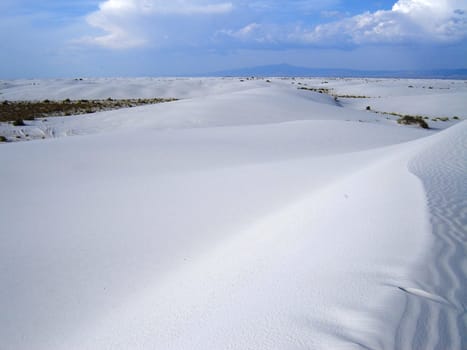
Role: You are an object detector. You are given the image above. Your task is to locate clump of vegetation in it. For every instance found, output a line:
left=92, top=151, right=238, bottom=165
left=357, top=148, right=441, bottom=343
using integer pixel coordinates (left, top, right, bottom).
left=397, top=115, right=429, bottom=129
left=0, top=135, right=7, bottom=142
left=298, top=86, right=331, bottom=94
left=298, top=86, right=370, bottom=99
left=366, top=106, right=371, bottom=111
left=432, top=117, right=450, bottom=122
left=453, top=116, right=460, bottom=120
left=336, top=94, right=370, bottom=98
left=0, top=97, right=178, bottom=124
left=13, top=119, right=26, bottom=126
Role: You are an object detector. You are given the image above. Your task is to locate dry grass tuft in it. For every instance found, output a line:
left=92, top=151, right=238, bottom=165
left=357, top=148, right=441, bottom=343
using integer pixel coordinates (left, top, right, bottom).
left=0, top=98, right=178, bottom=123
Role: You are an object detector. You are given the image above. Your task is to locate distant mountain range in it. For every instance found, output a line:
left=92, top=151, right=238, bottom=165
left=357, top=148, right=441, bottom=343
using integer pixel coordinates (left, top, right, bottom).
left=203, top=64, right=467, bottom=79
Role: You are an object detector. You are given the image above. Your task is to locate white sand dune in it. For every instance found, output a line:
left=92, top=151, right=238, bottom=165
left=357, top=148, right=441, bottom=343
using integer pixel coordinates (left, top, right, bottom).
left=0, top=77, right=264, bottom=101
left=0, top=84, right=430, bottom=142
left=0, top=78, right=465, bottom=349
left=289, top=77, right=467, bottom=129
left=401, top=122, right=467, bottom=350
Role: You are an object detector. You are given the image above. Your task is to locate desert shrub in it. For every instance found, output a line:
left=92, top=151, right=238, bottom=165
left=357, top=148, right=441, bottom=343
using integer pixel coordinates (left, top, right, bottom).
left=397, top=115, right=429, bottom=129
left=337, top=94, right=370, bottom=98
left=0, top=98, right=177, bottom=123
left=453, top=116, right=459, bottom=120
left=298, top=87, right=331, bottom=94
left=438, top=117, right=449, bottom=122
left=13, top=119, right=25, bottom=126
left=0, top=135, right=7, bottom=142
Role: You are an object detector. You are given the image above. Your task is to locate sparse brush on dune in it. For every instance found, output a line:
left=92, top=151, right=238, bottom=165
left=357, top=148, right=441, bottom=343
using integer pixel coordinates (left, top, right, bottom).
left=0, top=98, right=177, bottom=124
left=397, top=115, right=430, bottom=129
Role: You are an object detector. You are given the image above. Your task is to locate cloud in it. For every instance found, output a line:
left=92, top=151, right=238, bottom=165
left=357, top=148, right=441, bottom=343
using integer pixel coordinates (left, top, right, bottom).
left=301, top=0, right=467, bottom=45
left=80, top=0, right=467, bottom=50
left=220, top=0, right=467, bottom=48
left=81, top=0, right=233, bottom=49
left=95, top=0, right=233, bottom=15
left=220, top=23, right=262, bottom=40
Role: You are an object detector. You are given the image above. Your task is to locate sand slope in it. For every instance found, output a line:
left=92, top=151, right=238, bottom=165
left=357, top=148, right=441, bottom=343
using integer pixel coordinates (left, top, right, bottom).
left=0, top=78, right=465, bottom=349
left=403, top=122, right=467, bottom=350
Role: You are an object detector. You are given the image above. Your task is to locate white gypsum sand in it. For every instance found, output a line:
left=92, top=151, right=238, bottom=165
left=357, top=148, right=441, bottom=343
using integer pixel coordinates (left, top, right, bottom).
left=0, top=77, right=465, bottom=349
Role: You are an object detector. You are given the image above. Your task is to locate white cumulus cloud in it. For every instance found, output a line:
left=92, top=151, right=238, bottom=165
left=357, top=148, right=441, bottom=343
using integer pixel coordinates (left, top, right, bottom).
left=81, top=0, right=233, bottom=49
left=302, top=0, right=467, bottom=45
left=79, top=0, right=467, bottom=50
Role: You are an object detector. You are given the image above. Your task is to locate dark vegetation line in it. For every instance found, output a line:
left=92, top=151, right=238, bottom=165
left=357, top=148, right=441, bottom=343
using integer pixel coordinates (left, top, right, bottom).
left=0, top=98, right=178, bottom=125
left=297, top=86, right=430, bottom=128
left=297, top=86, right=371, bottom=98
left=298, top=85, right=461, bottom=129
left=362, top=107, right=429, bottom=129
left=366, top=107, right=460, bottom=128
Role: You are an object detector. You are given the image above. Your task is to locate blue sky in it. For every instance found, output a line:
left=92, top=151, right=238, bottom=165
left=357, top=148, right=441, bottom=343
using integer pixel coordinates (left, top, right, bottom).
left=1, top=0, right=466, bottom=78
